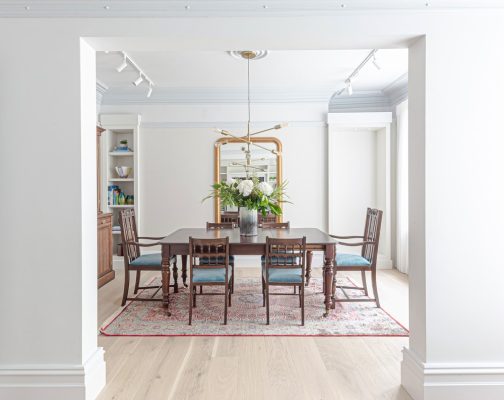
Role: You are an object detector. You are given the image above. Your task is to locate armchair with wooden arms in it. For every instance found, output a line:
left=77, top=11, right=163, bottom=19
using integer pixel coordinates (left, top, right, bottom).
left=118, top=209, right=177, bottom=306
left=330, top=208, right=383, bottom=308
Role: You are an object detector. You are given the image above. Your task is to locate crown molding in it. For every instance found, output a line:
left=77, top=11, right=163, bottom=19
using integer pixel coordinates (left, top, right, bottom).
left=1, top=1, right=504, bottom=18
left=329, top=75, right=408, bottom=113
left=141, top=120, right=327, bottom=129
left=102, top=87, right=333, bottom=105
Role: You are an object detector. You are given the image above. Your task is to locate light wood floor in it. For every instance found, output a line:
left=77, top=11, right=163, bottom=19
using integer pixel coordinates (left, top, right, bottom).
left=97, top=264, right=412, bottom=400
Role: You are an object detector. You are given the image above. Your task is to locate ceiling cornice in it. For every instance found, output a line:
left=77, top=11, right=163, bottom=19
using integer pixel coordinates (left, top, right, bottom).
left=102, top=87, right=333, bottom=105
left=329, top=74, right=408, bottom=113
left=1, top=1, right=504, bottom=18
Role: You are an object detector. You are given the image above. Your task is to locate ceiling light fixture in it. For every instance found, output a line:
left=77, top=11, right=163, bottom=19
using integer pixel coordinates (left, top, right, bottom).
left=336, top=49, right=379, bottom=96
left=133, top=74, right=143, bottom=86
left=214, top=50, right=287, bottom=177
left=116, top=56, right=128, bottom=72
left=113, top=51, right=155, bottom=97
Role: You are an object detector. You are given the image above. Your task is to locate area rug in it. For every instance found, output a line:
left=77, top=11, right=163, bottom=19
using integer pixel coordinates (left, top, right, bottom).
left=100, top=276, right=408, bottom=337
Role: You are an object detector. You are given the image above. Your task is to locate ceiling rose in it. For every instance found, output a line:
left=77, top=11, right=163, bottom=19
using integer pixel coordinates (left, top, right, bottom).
left=228, top=50, right=269, bottom=60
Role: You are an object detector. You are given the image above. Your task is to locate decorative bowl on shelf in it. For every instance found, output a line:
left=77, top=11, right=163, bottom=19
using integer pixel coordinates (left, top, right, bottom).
left=115, top=166, right=132, bottom=178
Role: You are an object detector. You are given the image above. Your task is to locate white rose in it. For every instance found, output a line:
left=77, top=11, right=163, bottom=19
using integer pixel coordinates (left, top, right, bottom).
left=226, top=178, right=236, bottom=186
left=237, top=179, right=254, bottom=197
left=257, top=181, right=273, bottom=196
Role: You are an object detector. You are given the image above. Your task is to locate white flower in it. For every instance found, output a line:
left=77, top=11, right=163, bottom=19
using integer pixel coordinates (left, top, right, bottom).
left=257, top=181, right=273, bottom=196
left=237, top=179, right=254, bottom=197
left=226, top=178, right=236, bottom=186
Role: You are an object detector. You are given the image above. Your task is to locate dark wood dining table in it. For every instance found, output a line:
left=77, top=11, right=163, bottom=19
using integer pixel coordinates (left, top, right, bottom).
left=159, top=227, right=337, bottom=316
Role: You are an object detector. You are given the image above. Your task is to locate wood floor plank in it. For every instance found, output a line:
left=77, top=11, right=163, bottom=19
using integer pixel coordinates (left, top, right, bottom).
left=97, top=266, right=412, bottom=400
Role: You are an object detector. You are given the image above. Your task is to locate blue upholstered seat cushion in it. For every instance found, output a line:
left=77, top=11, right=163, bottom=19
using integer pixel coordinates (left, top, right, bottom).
left=192, top=267, right=232, bottom=283
left=265, top=267, right=303, bottom=283
left=199, top=255, right=235, bottom=265
left=336, top=253, right=371, bottom=267
left=261, top=255, right=297, bottom=265
left=130, top=253, right=162, bottom=267
left=129, top=253, right=175, bottom=267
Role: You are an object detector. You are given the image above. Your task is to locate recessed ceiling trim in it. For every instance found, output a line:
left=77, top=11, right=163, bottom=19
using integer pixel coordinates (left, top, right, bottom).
left=2, top=1, right=504, bottom=18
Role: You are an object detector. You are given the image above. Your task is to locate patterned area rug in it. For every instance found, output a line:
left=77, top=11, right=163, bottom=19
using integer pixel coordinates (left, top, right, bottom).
left=100, top=276, right=408, bottom=336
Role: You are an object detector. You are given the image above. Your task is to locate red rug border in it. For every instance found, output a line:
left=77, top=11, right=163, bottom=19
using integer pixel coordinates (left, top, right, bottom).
left=100, top=275, right=409, bottom=337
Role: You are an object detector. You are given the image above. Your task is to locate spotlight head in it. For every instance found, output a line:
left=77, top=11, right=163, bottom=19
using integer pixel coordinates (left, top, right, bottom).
left=274, top=122, right=289, bottom=129
left=133, top=75, right=143, bottom=86
left=116, top=57, right=128, bottom=73
left=146, top=84, right=153, bottom=98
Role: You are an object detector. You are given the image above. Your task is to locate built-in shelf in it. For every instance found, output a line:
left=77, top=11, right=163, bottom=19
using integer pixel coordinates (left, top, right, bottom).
left=109, top=178, right=134, bottom=182
left=109, top=152, right=134, bottom=156
left=109, top=205, right=134, bottom=208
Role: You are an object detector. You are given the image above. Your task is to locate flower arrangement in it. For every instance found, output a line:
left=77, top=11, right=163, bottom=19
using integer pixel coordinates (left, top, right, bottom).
left=204, top=177, right=288, bottom=216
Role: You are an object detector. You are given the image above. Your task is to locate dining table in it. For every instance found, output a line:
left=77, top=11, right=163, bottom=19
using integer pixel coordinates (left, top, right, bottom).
left=159, top=227, right=338, bottom=317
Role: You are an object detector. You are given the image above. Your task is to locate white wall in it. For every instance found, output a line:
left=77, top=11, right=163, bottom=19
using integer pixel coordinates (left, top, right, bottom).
left=0, top=11, right=504, bottom=400
left=100, top=103, right=329, bottom=235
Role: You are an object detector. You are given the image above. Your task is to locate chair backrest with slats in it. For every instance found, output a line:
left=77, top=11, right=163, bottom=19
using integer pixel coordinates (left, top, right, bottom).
left=189, top=237, right=230, bottom=270
left=361, top=208, right=383, bottom=266
left=262, top=221, right=290, bottom=229
left=265, top=237, right=306, bottom=272
left=119, top=209, right=140, bottom=263
left=221, top=212, right=239, bottom=225
left=207, top=222, right=235, bottom=230
left=259, top=213, right=277, bottom=224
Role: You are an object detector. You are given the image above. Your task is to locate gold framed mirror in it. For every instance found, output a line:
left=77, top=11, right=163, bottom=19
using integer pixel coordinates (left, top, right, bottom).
left=214, top=137, right=283, bottom=223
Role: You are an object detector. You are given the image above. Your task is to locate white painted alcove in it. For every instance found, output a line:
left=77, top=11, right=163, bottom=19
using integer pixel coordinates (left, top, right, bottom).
left=327, top=112, right=392, bottom=268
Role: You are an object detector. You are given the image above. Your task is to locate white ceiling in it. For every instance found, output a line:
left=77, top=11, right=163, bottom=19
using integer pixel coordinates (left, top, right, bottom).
left=96, top=49, right=408, bottom=101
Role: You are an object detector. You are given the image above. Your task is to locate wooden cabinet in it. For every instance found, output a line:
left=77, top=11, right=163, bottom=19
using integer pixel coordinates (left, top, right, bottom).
left=98, top=212, right=114, bottom=287
left=97, top=126, right=114, bottom=288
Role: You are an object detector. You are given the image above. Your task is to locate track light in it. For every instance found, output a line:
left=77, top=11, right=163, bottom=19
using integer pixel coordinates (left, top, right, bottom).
left=116, top=56, right=128, bottom=73
left=345, top=78, right=353, bottom=96
left=133, top=74, right=143, bottom=86
left=146, top=84, right=153, bottom=98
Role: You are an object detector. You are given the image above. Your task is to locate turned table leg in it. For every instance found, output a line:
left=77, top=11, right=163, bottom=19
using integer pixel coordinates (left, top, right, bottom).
left=323, top=244, right=335, bottom=317
left=172, top=257, right=179, bottom=293
left=181, top=255, right=188, bottom=287
left=161, top=244, right=171, bottom=316
left=305, top=251, right=313, bottom=286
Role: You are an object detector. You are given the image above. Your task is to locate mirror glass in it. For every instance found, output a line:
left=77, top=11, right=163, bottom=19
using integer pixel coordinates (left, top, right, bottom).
left=214, top=138, right=282, bottom=222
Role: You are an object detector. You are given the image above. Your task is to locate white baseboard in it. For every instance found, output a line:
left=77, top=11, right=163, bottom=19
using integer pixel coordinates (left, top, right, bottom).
left=0, top=348, right=106, bottom=400
left=401, top=348, right=504, bottom=400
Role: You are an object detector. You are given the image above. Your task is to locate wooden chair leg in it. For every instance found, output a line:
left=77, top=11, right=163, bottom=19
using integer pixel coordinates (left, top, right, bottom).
left=133, top=270, right=141, bottom=294
left=231, top=263, right=235, bottom=294
left=361, top=270, right=368, bottom=296
left=306, top=251, right=313, bottom=286
left=193, top=286, right=197, bottom=308
left=262, top=275, right=266, bottom=307
left=294, top=286, right=297, bottom=294
left=265, top=284, right=270, bottom=325
left=371, top=268, right=380, bottom=308
left=299, top=285, right=302, bottom=307
left=224, top=283, right=228, bottom=325
left=188, top=282, right=193, bottom=325
left=199, top=286, right=203, bottom=294
left=121, top=268, right=130, bottom=306
left=228, top=285, right=232, bottom=307
left=172, top=259, right=178, bottom=293
left=301, top=284, right=305, bottom=326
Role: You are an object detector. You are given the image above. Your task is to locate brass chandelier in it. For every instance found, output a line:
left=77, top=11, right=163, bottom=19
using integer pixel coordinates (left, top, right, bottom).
left=214, top=50, right=287, bottom=177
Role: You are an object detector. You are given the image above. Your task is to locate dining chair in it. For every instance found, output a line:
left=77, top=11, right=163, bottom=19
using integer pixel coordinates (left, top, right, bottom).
left=118, top=209, right=177, bottom=306
left=262, top=237, right=306, bottom=325
left=189, top=237, right=232, bottom=325
left=330, top=207, right=383, bottom=307
left=261, top=221, right=290, bottom=229
left=205, top=222, right=236, bottom=292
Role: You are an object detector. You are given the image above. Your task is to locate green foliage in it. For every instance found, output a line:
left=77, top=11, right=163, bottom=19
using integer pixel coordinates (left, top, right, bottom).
left=202, top=177, right=290, bottom=216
